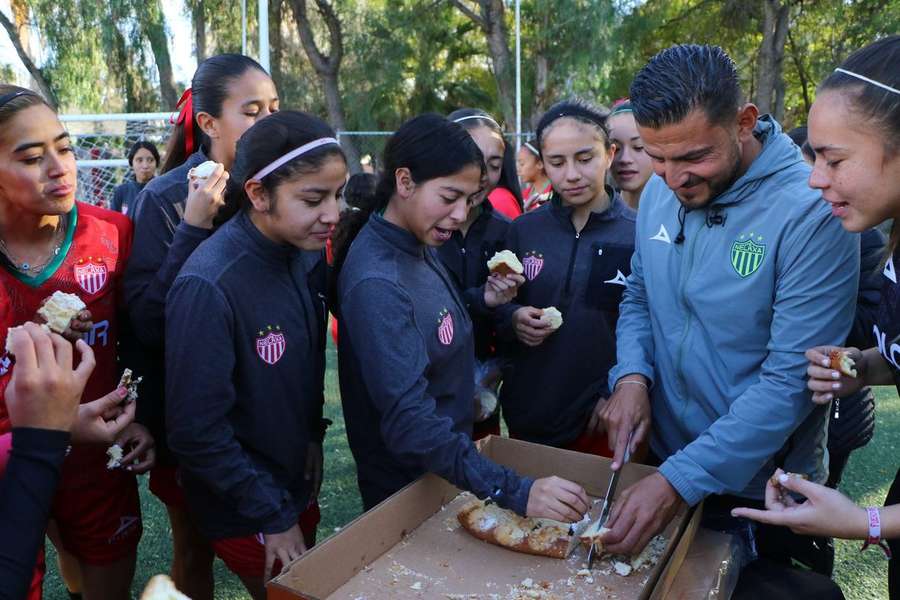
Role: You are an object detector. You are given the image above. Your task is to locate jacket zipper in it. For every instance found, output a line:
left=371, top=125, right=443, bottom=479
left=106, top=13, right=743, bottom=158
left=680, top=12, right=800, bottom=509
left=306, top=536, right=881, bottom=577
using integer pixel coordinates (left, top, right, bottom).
left=674, top=217, right=700, bottom=413
left=563, top=231, right=581, bottom=295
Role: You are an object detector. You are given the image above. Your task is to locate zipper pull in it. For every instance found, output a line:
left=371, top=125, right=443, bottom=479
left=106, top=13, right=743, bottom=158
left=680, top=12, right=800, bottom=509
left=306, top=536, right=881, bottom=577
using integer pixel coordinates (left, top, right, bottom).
left=575, top=232, right=580, bottom=239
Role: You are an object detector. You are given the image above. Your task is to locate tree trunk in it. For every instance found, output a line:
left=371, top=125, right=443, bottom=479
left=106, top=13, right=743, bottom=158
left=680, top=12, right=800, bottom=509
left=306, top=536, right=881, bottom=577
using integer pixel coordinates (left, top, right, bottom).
left=754, top=0, right=790, bottom=118
left=289, top=0, right=361, bottom=172
left=143, top=1, right=179, bottom=108
left=0, top=6, right=57, bottom=108
left=482, top=0, right=515, bottom=126
left=531, top=53, right=549, bottom=130
left=786, top=29, right=811, bottom=116
left=270, top=0, right=285, bottom=93
left=192, top=1, right=207, bottom=62
left=322, top=71, right=359, bottom=169
left=451, top=0, right=516, bottom=126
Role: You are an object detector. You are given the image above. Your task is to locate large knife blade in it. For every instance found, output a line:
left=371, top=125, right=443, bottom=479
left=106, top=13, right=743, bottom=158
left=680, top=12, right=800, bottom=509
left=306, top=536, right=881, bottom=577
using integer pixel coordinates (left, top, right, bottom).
left=587, top=430, right=634, bottom=569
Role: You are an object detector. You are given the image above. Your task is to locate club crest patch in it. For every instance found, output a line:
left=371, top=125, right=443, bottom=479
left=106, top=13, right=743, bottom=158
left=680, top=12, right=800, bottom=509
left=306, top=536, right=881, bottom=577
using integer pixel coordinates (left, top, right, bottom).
left=256, top=325, right=286, bottom=365
left=731, top=233, right=766, bottom=278
left=74, top=257, right=108, bottom=295
left=437, top=309, right=454, bottom=346
left=522, top=251, right=544, bottom=281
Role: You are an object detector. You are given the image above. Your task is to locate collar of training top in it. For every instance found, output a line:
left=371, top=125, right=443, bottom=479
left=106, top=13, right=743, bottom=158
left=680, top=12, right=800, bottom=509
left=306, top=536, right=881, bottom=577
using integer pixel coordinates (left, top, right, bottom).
left=369, top=213, right=426, bottom=257
left=235, top=209, right=297, bottom=262
left=550, top=185, right=626, bottom=227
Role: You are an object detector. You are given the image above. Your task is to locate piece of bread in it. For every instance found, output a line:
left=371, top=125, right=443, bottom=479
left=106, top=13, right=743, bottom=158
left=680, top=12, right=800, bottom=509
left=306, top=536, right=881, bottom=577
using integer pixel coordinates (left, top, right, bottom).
left=541, top=306, right=563, bottom=330
left=829, top=349, right=857, bottom=378
left=578, top=518, right=610, bottom=553
left=37, top=291, right=86, bottom=333
left=487, top=250, right=524, bottom=276
left=187, top=160, right=221, bottom=181
left=140, top=575, right=191, bottom=600
left=474, top=387, right=498, bottom=423
left=457, top=499, right=575, bottom=559
left=769, top=471, right=808, bottom=488
left=4, top=325, right=24, bottom=355
left=118, top=368, right=143, bottom=403
left=106, top=444, right=123, bottom=469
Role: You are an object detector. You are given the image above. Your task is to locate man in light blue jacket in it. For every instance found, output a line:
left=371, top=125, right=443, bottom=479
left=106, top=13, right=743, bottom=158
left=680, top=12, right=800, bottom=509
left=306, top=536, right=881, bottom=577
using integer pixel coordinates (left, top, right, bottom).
left=600, top=45, right=857, bottom=597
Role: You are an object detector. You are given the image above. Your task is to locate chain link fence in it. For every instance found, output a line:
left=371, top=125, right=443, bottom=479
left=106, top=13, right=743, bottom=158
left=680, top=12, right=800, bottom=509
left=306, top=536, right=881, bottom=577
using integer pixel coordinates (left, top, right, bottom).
left=63, top=113, right=531, bottom=208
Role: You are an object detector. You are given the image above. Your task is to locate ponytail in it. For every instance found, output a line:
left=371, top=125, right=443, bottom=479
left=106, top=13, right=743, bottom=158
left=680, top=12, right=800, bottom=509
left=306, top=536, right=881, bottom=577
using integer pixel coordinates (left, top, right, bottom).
left=162, top=54, right=268, bottom=173
left=330, top=113, right=485, bottom=300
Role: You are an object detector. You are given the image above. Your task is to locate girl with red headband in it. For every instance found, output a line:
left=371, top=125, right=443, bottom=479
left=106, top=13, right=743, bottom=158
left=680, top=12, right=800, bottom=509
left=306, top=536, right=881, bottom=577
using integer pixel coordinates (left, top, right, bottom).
left=123, top=54, right=278, bottom=600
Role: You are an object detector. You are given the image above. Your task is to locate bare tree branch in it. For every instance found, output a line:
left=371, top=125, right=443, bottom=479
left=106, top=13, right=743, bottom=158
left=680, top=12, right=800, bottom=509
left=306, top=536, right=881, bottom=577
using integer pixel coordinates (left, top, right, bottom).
left=448, top=0, right=485, bottom=29
left=0, top=7, right=57, bottom=108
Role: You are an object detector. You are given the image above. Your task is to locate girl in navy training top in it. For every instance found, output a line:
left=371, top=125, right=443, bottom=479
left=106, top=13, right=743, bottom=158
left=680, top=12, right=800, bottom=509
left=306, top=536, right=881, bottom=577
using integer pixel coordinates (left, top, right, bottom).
left=497, top=99, right=636, bottom=456
left=438, top=109, right=526, bottom=440
left=123, top=53, right=278, bottom=600
left=449, top=108, right=523, bottom=220
left=165, top=111, right=344, bottom=598
left=332, top=113, right=590, bottom=523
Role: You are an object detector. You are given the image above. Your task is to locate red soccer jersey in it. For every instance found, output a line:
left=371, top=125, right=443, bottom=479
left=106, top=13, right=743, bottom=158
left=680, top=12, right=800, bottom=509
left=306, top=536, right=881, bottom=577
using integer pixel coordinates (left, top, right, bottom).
left=0, top=202, right=132, bottom=442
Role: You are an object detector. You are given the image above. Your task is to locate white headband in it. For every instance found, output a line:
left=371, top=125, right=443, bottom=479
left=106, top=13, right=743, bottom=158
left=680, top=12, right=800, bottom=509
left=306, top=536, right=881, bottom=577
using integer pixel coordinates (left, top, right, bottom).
left=523, top=141, right=540, bottom=156
left=834, top=68, right=900, bottom=95
left=453, top=114, right=502, bottom=129
left=250, top=137, right=340, bottom=181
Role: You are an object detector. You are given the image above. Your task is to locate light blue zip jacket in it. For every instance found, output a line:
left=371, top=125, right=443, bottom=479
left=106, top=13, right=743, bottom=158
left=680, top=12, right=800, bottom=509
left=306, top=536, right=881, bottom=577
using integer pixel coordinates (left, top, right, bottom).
left=608, top=116, right=859, bottom=506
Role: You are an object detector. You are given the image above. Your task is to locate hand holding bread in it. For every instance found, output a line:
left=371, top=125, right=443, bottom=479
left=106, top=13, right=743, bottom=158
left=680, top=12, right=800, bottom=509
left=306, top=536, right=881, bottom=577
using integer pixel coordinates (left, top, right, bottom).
left=804, top=346, right=866, bottom=405
left=184, top=161, right=228, bottom=229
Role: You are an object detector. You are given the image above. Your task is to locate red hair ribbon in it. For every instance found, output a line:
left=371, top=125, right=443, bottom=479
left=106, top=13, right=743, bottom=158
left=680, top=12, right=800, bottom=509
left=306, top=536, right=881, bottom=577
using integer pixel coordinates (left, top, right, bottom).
left=171, top=88, right=195, bottom=156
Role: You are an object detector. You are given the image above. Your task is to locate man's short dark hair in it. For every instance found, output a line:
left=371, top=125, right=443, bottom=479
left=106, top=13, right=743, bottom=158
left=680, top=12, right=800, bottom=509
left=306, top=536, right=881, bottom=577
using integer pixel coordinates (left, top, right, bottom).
left=630, top=44, right=743, bottom=129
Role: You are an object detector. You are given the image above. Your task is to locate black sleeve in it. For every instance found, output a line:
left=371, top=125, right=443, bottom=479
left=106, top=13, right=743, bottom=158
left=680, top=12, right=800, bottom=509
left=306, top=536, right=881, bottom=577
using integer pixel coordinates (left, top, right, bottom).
left=110, top=185, right=124, bottom=213
left=124, top=189, right=211, bottom=348
left=0, top=428, right=69, bottom=600
left=847, top=228, right=886, bottom=349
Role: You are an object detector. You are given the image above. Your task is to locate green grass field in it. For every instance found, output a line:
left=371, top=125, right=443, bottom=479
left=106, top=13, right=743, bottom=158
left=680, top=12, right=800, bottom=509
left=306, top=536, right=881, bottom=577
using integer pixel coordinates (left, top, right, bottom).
left=41, top=341, right=898, bottom=599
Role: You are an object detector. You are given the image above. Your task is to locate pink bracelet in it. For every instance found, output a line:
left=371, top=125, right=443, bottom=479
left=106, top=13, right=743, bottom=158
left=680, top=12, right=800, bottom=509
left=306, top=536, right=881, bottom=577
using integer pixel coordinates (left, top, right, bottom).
left=860, top=506, right=892, bottom=559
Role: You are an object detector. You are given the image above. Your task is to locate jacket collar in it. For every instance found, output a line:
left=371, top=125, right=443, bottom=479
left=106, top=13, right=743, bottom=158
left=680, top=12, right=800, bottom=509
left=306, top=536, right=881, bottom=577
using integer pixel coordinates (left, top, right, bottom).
left=369, top=213, right=425, bottom=258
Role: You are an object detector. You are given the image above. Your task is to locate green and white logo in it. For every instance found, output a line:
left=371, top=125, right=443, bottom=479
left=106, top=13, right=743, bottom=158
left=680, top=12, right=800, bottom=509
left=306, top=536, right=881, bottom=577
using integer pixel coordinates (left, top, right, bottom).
left=731, top=233, right=766, bottom=278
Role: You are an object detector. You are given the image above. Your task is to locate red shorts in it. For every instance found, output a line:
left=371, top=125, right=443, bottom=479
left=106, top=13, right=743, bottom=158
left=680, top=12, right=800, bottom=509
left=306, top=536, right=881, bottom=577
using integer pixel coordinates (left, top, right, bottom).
left=211, top=501, right=321, bottom=579
left=565, top=429, right=613, bottom=458
left=149, top=464, right=188, bottom=509
left=51, top=459, right=142, bottom=565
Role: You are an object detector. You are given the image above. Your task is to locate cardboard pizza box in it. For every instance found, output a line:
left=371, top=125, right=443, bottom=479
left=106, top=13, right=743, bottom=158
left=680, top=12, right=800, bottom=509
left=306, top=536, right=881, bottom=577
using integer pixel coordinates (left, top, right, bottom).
left=269, top=436, right=705, bottom=600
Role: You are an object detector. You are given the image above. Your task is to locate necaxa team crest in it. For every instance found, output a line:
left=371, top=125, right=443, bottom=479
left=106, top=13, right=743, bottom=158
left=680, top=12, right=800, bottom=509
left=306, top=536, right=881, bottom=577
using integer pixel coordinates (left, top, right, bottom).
left=731, top=233, right=766, bottom=278
left=522, top=251, right=544, bottom=281
left=256, top=325, right=286, bottom=365
left=73, top=257, right=108, bottom=294
left=437, top=308, right=454, bottom=346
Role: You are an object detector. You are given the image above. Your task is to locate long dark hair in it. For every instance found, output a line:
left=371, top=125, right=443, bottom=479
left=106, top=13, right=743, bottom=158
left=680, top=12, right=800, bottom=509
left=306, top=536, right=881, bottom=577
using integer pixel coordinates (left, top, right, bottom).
left=330, top=113, right=485, bottom=292
left=221, top=110, right=345, bottom=220
left=819, top=36, right=900, bottom=255
left=448, top=108, right=523, bottom=211
left=0, top=85, right=51, bottom=130
left=127, top=140, right=160, bottom=166
left=162, top=54, right=269, bottom=173
left=535, top=99, right=612, bottom=151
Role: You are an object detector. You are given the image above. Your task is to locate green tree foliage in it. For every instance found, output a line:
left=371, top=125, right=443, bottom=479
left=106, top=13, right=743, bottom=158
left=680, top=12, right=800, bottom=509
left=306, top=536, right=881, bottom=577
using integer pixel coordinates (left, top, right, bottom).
left=3, top=0, right=895, bottom=131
